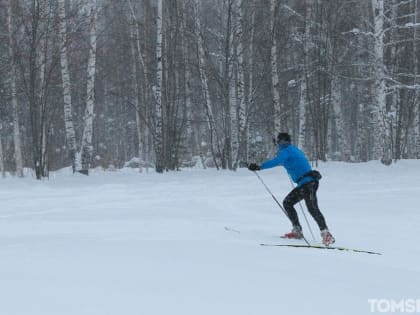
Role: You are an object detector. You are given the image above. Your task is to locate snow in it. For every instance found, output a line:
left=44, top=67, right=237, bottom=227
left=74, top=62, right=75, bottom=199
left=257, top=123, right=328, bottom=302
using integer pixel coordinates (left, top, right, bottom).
left=404, top=22, right=420, bottom=28
left=1, top=161, right=420, bottom=315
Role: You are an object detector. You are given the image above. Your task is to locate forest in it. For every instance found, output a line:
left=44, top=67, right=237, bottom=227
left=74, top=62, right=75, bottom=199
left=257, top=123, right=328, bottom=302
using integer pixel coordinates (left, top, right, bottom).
left=0, top=0, right=419, bottom=178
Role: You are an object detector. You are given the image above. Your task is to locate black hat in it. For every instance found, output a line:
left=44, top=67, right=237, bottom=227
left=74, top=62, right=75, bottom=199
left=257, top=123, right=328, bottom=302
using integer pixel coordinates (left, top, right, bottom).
left=276, top=132, right=291, bottom=144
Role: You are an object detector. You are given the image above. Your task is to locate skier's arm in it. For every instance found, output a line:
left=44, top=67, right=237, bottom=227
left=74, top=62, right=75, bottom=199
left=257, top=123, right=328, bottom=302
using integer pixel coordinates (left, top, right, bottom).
left=260, top=150, right=288, bottom=170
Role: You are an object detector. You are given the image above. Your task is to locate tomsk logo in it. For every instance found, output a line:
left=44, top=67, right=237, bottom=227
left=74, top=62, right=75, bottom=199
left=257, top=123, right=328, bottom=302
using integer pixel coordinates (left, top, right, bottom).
left=368, top=299, right=420, bottom=313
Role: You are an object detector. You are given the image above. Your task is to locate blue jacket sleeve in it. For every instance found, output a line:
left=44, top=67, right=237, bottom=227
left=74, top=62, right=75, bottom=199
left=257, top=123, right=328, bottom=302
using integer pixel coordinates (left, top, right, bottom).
left=260, top=149, right=288, bottom=170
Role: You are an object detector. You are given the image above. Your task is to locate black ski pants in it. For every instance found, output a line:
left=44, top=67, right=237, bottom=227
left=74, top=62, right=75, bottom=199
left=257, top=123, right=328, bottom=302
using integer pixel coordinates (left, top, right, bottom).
left=282, top=181, right=328, bottom=231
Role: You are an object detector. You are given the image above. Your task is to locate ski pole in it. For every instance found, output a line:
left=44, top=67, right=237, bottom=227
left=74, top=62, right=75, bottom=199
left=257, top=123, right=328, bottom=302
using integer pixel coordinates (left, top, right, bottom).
left=252, top=171, right=310, bottom=246
left=287, top=175, right=316, bottom=241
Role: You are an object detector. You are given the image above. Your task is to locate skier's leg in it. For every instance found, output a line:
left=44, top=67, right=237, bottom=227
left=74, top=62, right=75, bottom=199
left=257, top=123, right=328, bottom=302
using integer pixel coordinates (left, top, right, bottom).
left=303, top=182, right=328, bottom=231
left=283, top=187, right=305, bottom=228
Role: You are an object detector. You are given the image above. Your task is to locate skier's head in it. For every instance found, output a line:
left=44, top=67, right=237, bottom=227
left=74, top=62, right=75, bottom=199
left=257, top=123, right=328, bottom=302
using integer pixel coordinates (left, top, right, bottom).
left=276, top=132, right=291, bottom=145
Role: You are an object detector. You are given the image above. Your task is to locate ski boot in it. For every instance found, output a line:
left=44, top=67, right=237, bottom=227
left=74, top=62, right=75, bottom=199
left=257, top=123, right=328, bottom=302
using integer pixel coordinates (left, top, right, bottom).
left=321, top=229, right=335, bottom=246
left=282, top=226, right=304, bottom=239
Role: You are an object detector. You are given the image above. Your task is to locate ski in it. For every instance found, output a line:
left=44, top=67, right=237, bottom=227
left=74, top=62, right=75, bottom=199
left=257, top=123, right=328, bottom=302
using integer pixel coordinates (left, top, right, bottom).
left=260, top=243, right=382, bottom=255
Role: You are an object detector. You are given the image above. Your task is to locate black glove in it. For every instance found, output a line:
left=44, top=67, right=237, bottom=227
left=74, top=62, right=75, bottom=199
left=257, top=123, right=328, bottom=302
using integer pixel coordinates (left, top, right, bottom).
left=248, top=163, right=261, bottom=171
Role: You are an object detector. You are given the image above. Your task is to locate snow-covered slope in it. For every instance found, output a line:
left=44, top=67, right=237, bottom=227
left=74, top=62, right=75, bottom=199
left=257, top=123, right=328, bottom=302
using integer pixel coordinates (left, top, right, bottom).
left=0, top=161, right=419, bottom=315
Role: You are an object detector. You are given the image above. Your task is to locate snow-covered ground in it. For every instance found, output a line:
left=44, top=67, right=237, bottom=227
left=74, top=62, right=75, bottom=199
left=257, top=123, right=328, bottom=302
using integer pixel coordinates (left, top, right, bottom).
left=1, top=161, right=419, bottom=315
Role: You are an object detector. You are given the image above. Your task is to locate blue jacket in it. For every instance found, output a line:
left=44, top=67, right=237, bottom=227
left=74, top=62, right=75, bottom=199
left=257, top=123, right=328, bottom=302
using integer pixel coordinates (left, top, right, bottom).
left=260, top=144, right=316, bottom=187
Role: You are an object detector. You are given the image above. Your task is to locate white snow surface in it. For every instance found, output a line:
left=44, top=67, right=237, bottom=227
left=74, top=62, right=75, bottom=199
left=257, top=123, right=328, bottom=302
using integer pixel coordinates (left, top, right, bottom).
left=1, top=161, right=419, bottom=315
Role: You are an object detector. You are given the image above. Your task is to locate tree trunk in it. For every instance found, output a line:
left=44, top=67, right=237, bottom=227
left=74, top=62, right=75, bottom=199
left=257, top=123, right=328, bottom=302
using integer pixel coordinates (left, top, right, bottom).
left=7, top=0, right=24, bottom=177
left=355, top=103, right=368, bottom=162
left=390, top=0, right=399, bottom=160
left=233, top=0, right=247, bottom=169
left=246, top=6, right=255, bottom=162
left=270, top=0, right=281, bottom=134
left=130, top=23, right=143, bottom=173
left=298, top=74, right=307, bottom=151
left=372, top=0, right=392, bottom=165
left=329, top=76, right=349, bottom=160
left=413, top=0, right=420, bottom=158
left=181, top=0, right=202, bottom=164
left=58, top=0, right=77, bottom=172
left=194, top=0, right=219, bottom=169
left=38, top=24, right=49, bottom=177
left=0, top=131, right=5, bottom=178
left=298, top=1, right=313, bottom=153
left=222, top=0, right=234, bottom=170
left=128, top=0, right=147, bottom=172
left=154, top=0, right=164, bottom=173
left=28, top=0, right=42, bottom=179
left=80, top=0, right=97, bottom=175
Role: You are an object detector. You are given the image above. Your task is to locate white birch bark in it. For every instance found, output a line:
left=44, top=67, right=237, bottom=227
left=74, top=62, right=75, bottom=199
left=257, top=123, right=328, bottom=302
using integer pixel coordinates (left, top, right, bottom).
left=183, top=33, right=194, bottom=151
left=80, top=0, right=97, bottom=174
left=330, top=76, right=349, bottom=160
left=298, top=74, right=307, bottom=150
left=130, top=23, right=144, bottom=173
left=233, top=0, right=246, bottom=168
left=38, top=0, right=49, bottom=177
left=270, top=0, right=281, bottom=134
left=7, top=0, right=24, bottom=177
left=229, top=66, right=237, bottom=167
left=247, top=8, right=255, bottom=109
left=58, top=0, right=77, bottom=172
left=181, top=0, right=200, bottom=162
left=0, top=129, right=5, bottom=178
left=40, top=70, right=48, bottom=178
left=355, top=103, right=365, bottom=160
left=225, top=0, right=234, bottom=169
left=298, top=3, right=311, bottom=151
left=388, top=0, right=399, bottom=157
left=128, top=0, right=146, bottom=172
left=195, top=0, right=218, bottom=168
left=415, top=103, right=420, bottom=158
left=246, top=7, right=256, bottom=162
left=154, top=0, right=164, bottom=172
left=128, top=0, right=146, bottom=79
left=130, top=0, right=151, bottom=165
left=413, top=0, right=420, bottom=158
left=372, top=0, right=392, bottom=164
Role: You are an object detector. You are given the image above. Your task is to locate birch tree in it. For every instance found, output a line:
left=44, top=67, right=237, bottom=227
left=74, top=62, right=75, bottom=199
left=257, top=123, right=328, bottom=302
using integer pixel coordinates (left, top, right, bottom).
left=412, top=0, right=420, bottom=158
left=130, top=22, right=144, bottom=172
left=247, top=5, right=255, bottom=160
left=7, top=0, right=24, bottom=177
left=79, top=0, right=98, bottom=174
left=181, top=0, right=203, bottom=165
left=416, top=101, right=420, bottom=158
left=128, top=0, right=147, bottom=171
left=1, top=0, right=420, bottom=173
left=38, top=0, right=51, bottom=177
left=372, top=0, right=392, bottom=165
left=154, top=0, right=164, bottom=173
left=24, top=0, right=46, bottom=179
left=194, top=0, right=219, bottom=169
left=329, top=77, right=350, bottom=160
left=270, top=0, right=281, bottom=134
left=298, top=2, right=311, bottom=151
left=0, top=127, right=5, bottom=178
left=217, top=0, right=235, bottom=169
left=233, top=0, right=247, bottom=168
left=58, top=0, right=77, bottom=172
left=298, top=75, right=307, bottom=150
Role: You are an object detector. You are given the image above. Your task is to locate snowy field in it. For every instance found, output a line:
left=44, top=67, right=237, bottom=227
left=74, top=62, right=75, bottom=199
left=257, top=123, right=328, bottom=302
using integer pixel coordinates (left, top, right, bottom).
left=1, top=160, right=419, bottom=315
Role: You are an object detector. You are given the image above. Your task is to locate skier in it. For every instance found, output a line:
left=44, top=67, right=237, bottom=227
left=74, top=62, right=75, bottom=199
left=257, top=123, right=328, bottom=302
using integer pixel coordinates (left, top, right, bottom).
left=248, top=132, right=335, bottom=246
